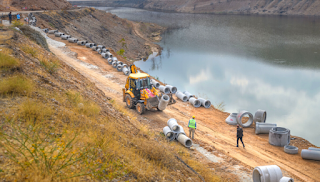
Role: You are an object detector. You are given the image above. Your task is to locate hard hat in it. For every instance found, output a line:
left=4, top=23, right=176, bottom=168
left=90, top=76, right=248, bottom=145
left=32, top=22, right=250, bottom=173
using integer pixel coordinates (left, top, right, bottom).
left=192, top=116, right=195, bottom=118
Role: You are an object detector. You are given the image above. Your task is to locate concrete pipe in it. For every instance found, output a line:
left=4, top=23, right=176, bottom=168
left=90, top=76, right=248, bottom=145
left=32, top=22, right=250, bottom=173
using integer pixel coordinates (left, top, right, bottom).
left=252, top=165, right=283, bottom=182
left=301, top=149, right=320, bottom=161
left=92, top=46, right=98, bottom=51
left=167, top=118, right=179, bottom=131
left=54, top=32, right=64, bottom=37
left=236, top=110, right=254, bottom=128
left=42, top=29, right=49, bottom=33
left=102, top=52, right=112, bottom=59
left=77, top=41, right=85, bottom=45
left=61, top=35, right=71, bottom=40
left=85, top=43, right=95, bottom=48
left=166, top=85, right=177, bottom=94
left=122, top=66, right=130, bottom=76
left=177, top=133, right=193, bottom=148
left=254, top=109, right=267, bottom=123
left=198, top=98, right=211, bottom=108
left=163, top=126, right=175, bottom=141
left=159, top=85, right=170, bottom=94
left=255, top=123, right=277, bottom=135
left=158, top=94, right=170, bottom=111
left=308, top=147, right=320, bottom=151
left=183, top=91, right=195, bottom=100
left=189, top=97, right=201, bottom=108
left=225, top=113, right=238, bottom=125
left=269, top=127, right=290, bottom=147
left=68, top=38, right=78, bottom=43
left=173, top=125, right=186, bottom=140
left=284, top=145, right=298, bottom=154
left=107, top=58, right=113, bottom=64
left=117, top=64, right=124, bottom=72
left=48, top=30, right=58, bottom=34
left=151, top=79, right=160, bottom=88
left=175, top=91, right=188, bottom=102
left=97, top=45, right=105, bottom=49
left=97, top=49, right=102, bottom=54
left=279, top=177, right=294, bottom=182
left=102, top=48, right=110, bottom=53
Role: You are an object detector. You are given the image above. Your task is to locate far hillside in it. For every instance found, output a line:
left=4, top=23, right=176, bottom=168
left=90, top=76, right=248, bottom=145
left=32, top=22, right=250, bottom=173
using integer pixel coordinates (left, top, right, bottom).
left=0, top=0, right=72, bottom=11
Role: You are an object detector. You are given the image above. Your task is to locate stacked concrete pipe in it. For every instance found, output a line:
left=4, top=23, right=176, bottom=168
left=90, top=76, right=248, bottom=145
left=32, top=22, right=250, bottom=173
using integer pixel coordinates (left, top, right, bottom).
left=252, top=165, right=283, bottom=182
left=48, top=30, right=58, bottom=34
left=102, top=48, right=110, bottom=53
left=189, top=97, right=201, bottom=108
left=173, top=125, right=186, bottom=139
left=159, top=85, right=170, bottom=94
left=301, top=148, right=320, bottom=161
left=225, top=113, right=238, bottom=125
left=255, top=123, right=277, bottom=134
left=102, top=52, right=112, bottom=59
left=122, top=66, right=130, bottom=76
left=183, top=91, right=195, bottom=100
left=117, top=64, right=127, bottom=72
left=254, top=109, right=267, bottom=123
left=269, top=127, right=290, bottom=147
left=85, top=43, right=96, bottom=48
left=151, top=79, right=160, bottom=88
left=177, top=133, right=192, bottom=148
left=68, top=38, right=78, bottom=43
left=163, top=126, right=175, bottom=141
left=236, top=110, right=254, bottom=128
left=166, top=85, right=177, bottom=94
left=97, top=45, right=105, bottom=49
left=167, top=118, right=179, bottom=131
left=97, top=49, right=102, bottom=54
left=198, top=98, right=211, bottom=108
left=175, top=91, right=188, bottom=102
left=61, top=35, right=71, bottom=40
left=164, top=118, right=192, bottom=148
left=158, top=94, right=170, bottom=110
left=92, top=46, right=98, bottom=51
left=54, top=32, right=64, bottom=37
left=77, top=41, right=87, bottom=45
left=107, top=58, right=113, bottom=65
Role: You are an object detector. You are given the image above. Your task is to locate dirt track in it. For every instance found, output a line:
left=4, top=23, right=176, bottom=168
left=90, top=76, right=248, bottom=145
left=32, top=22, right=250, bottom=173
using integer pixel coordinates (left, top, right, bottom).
left=48, top=34, right=320, bottom=182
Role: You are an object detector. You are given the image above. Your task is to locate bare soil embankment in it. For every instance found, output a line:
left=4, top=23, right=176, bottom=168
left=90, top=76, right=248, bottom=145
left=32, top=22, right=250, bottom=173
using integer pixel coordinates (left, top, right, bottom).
left=0, top=0, right=72, bottom=11
left=35, top=9, right=320, bottom=181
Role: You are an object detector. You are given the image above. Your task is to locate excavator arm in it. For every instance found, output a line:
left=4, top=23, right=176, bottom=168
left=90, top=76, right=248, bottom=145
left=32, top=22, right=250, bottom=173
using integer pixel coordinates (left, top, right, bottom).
left=130, top=65, right=137, bottom=74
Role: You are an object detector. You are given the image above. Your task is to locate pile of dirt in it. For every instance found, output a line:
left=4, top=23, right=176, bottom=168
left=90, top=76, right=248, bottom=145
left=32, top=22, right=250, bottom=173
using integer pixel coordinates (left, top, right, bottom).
left=1, top=0, right=72, bottom=11
left=34, top=8, right=165, bottom=60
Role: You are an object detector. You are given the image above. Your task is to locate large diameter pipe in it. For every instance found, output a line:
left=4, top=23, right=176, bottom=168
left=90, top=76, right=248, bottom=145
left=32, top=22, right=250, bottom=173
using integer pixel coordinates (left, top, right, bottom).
left=163, top=126, right=175, bottom=141
left=102, top=48, right=109, bottom=53
left=117, top=64, right=126, bottom=72
left=308, top=147, right=320, bottom=151
left=92, top=46, right=98, bottom=51
left=166, top=85, right=177, bottom=94
left=102, top=52, right=112, bottom=59
left=301, top=149, right=320, bottom=161
left=167, top=118, right=179, bottom=131
left=151, top=79, right=160, bottom=88
left=122, top=66, right=130, bottom=76
left=236, top=110, right=253, bottom=128
left=225, top=113, right=238, bottom=125
left=175, top=91, right=188, bottom=102
left=54, top=32, right=64, bottom=37
left=198, top=98, right=211, bottom=108
left=254, top=109, right=267, bottom=123
left=255, top=123, right=277, bottom=135
left=173, top=125, right=186, bottom=139
left=77, top=41, right=85, bottom=45
left=279, top=177, right=294, bottom=182
left=85, top=43, right=93, bottom=48
left=269, top=127, right=290, bottom=147
left=189, top=97, right=201, bottom=108
left=183, top=91, right=194, bottom=100
left=158, top=94, right=170, bottom=111
left=107, top=58, right=113, bottom=64
left=97, top=45, right=105, bottom=49
left=177, top=133, right=193, bottom=148
left=68, top=38, right=78, bottom=43
left=159, top=85, right=170, bottom=94
left=61, top=35, right=71, bottom=40
left=42, top=28, right=49, bottom=33
left=48, top=30, right=58, bottom=34
left=252, top=165, right=283, bottom=182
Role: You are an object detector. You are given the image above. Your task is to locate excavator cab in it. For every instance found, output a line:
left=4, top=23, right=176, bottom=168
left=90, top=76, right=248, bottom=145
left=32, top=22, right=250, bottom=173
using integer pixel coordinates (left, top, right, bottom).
left=122, top=72, right=161, bottom=114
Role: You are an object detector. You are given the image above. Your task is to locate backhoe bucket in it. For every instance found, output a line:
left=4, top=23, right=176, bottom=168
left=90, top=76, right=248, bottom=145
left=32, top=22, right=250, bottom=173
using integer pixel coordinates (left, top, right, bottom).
left=146, top=96, right=159, bottom=110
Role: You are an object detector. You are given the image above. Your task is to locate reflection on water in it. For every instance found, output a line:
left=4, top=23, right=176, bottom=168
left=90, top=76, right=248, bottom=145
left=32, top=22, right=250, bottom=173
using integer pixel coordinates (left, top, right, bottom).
left=100, top=7, right=320, bottom=146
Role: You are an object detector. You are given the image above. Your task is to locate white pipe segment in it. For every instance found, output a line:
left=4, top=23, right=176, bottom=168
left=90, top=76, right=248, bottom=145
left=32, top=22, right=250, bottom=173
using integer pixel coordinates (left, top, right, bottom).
left=236, top=110, right=254, bottom=128
left=92, top=46, right=98, bottom=51
left=252, top=165, right=283, bottom=182
left=279, top=177, right=294, bottom=182
left=167, top=118, right=179, bottom=131
left=42, top=29, right=49, bottom=33
left=163, top=126, right=175, bottom=141
left=189, top=97, right=201, bottom=108
left=102, top=52, right=112, bottom=59
left=112, top=60, right=122, bottom=68
left=284, top=145, right=298, bottom=154
left=151, top=79, right=160, bottom=88
left=308, top=147, right=320, bottom=151
left=107, top=58, right=113, bottom=64
left=54, top=32, right=64, bottom=37
left=85, top=43, right=93, bottom=48
left=255, top=123, right=277, bottom=134
left=198, top=98, right=211, bottom=108
left=173, top=125, right=186, bottom=139
left=102, top=48, right=110, bottom=53
left=177, top=133, right=193, bottom=148
left=269, top=127, right=290, bottom=147
left=117, top=64, right=124, bottom=72
left=166, top=85, right=177, bottom=94
left=61, top=35, right=71, bottom=40
left=97, top=45, right=105, bottom=49
left=158, top=94, right=170, bottom=110
left=159, top=85, right=170, bottom=94
left=225, top=113, right=238, bottom=125
left=175, top=91, right=188, bottom=102
left=77, top=41, right=85, bottom=45
left=301, top=149, right=320, bottom=161
left=48, top=30, right=58, bottom=34
left=254, top=109, right=267, bottom=123
left=97, top=49, right=102, bottom=54
left=122, top=66, right=130, bottom=76
left=183, top=91, right=195, bottom=100
left=68, top=38, right=78, bottom=43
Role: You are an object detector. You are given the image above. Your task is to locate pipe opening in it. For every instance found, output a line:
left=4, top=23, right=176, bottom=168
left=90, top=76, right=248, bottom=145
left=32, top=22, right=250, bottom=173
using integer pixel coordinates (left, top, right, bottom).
left=252, top=169, right=261, bottom=182
left=162, top=95, right=170, bottom=101
left=204, top=100, right=211, bottom=107
left=185, top=139, right=192, bottom=147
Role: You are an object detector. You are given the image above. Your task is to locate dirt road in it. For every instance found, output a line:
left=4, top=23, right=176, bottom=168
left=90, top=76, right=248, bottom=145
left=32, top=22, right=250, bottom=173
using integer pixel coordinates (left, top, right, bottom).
left=48, top=34, right=320, bottom=182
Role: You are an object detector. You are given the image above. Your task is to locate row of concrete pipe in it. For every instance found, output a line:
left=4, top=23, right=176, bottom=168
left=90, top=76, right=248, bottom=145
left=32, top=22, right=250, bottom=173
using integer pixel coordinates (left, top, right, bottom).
left=163, top=118, right=193, bottom=148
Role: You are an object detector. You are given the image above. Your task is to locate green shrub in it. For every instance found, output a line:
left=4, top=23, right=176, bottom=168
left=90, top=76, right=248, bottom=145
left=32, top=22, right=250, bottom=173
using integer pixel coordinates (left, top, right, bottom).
left=40, top=59, right=60, bottom=74
left=0, top=52, right=20, bottom=70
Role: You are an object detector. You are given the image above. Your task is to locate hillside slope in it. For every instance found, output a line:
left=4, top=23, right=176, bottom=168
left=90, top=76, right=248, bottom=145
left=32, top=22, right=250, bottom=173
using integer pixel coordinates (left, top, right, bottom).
left=69, top=0, right=320, bottom=16
left=1, top=0, right=72, bottom=11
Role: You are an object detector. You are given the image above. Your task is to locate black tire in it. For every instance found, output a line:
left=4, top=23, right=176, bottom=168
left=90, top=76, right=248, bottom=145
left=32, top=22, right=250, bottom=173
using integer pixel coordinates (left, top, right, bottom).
left=125, top=94, right=134, bottom=109
left=136, top=103, right=145, bottom=115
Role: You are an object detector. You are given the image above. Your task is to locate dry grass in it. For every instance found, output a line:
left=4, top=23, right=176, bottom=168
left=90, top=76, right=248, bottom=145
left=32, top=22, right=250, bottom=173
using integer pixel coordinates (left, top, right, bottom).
left=66, top=91, right=101, bottom=117
left=0, top=51, right=20, bottom=70
left=11, top=20, right=24, bottom=27
left=0, top=75, right=34, bottom=95
left=21, top=44, right=38, bottom=57
left=18, top=99, right=54, bottom=123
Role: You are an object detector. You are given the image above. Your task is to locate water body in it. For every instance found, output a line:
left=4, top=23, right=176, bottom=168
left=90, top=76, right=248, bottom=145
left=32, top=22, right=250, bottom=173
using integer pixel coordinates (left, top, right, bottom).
left=98, top=7, right=320, bottom=146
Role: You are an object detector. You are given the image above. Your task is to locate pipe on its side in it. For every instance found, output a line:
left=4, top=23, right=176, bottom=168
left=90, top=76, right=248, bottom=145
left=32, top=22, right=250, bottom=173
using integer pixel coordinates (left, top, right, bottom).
left=85, top=43, right=93, bottom=48
left=159, top=85, right=170, bottom=94
left=254, top=109, right=267, bottom=123
left=252, top=165, right=283, bottom=182
left=301, top=149, right=320, bottom=161
left=177, top=133, right=193, bottom=148
left=189, top=97, right=201, bottom=108
left=308, top=147, right=320, bottom=151
left=166, top=85, right=177, bottom=94
left=183, top=91, right=195, bottom=100
left=54, top=32, right=64, bottom=37
left=167, top=118, right=179, bottom=131
left=163, top=126, right=175, bottom=141
left=279, top=177, right=294, bottom=182
left=61, top=35, right=71, bottom=40
left=68, top=38, right=78, bottom=43
left=151, top=79, right=160, bottom=88
left=225, top=113, right=238, bottom=125
left=255, top=123, right=277, bottom=134
left=236, top=110, right=253, bottom=128
left=175, top=91, right=188, bottom=102
left=122, top=66, right=130, bottom=76
left=92, top=46, right=98, bottom=51
left=102, top=48, right=109, bottom=53
left=48, top=30, right=58, bottom=34
left=97, top=45, right=105, bottom=49
left=198, top=98, right=211, bottom=108
left=158, top=94, right=170, bottom=110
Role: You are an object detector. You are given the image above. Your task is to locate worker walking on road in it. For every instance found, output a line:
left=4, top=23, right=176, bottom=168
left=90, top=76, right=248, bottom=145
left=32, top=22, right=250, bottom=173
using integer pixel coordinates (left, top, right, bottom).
left=236, top=124, right=245, bottom=148
left=8, top=12, right=12, bottom=24
left=188, top=116, right=197, bottom=139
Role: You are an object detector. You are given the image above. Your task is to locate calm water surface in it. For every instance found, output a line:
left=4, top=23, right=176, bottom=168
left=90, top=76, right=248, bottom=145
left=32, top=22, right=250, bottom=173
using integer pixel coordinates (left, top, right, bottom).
left=99, top=7, right=320, bottom=146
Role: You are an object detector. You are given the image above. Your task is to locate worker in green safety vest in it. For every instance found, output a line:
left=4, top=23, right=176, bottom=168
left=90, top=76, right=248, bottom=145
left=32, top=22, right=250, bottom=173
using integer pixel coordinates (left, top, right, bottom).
left=188, top=116, right=197, bottom=139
